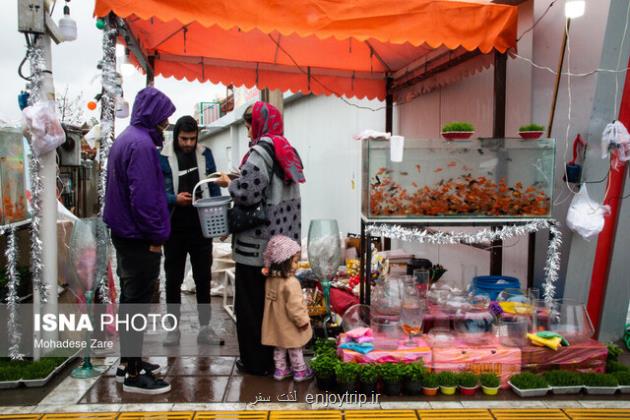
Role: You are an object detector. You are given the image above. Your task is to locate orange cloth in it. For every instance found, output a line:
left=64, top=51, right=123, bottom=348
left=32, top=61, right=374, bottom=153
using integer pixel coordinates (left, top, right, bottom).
left=95, top=0, right=517, bottom=99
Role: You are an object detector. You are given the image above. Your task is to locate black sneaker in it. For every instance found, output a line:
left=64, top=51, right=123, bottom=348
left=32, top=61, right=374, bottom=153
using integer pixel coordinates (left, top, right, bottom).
left=122, top=372, right=171, bottom=395
left=115, top=361, right=161, bottom=384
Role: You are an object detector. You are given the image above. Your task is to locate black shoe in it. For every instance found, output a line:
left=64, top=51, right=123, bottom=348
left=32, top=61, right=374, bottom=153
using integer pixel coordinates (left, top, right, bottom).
left=116, top=361, right=161, bottom=384
left=122, top=372, right=171, bottom=395
left=235, top=359, right=246, bottom=372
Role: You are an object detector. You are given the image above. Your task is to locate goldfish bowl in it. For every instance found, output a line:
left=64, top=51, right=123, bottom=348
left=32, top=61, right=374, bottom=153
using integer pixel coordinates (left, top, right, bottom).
left=441, top=131, right=475, bottom=141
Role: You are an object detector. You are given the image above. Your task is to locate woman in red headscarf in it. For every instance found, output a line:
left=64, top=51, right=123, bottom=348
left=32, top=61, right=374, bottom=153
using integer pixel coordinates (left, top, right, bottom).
left=216, top=101, right=304, bottom=376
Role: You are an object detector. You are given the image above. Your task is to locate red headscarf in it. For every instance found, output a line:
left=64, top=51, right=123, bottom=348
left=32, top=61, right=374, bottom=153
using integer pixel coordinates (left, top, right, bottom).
left=241, top=101, right=305, bottom=184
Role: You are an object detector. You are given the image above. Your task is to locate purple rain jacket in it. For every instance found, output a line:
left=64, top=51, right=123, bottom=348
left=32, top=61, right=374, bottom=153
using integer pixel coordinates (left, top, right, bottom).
left=103, top=87, right=176, bottom=244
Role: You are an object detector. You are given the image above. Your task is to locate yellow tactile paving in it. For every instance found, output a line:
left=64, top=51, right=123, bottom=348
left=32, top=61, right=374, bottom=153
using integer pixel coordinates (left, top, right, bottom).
left=491, top=409, right=569, bottom=419
left=564, top=409, right=630, bottom=419
left=118, top=413, right=194, bottom=420
left=418, top=409, right=491, bottom=420
left=269, top=410, right=341, bottom=420
left=194, top=413, right=267, bottom=420
left=43, top=415, right=117, bottom=420
left=346, top=410, right=417, bottom=420
left=0, top=416, right=42, bottom=420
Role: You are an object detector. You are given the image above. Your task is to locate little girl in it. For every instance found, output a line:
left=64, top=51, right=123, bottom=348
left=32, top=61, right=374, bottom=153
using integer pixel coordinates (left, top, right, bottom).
left=261, top=235, right=314, bottom=381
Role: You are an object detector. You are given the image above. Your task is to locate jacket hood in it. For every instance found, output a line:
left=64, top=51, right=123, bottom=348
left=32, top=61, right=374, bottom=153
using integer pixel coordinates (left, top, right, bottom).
left=130, top=87, right=176, bottom=145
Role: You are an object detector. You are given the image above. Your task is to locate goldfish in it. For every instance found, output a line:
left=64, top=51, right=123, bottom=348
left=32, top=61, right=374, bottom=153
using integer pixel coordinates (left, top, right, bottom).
left=415, top=164, right=422, bottom=173
left=447, top=161, right=457, bottom=168
left=434, top=167, right=443, bottom=173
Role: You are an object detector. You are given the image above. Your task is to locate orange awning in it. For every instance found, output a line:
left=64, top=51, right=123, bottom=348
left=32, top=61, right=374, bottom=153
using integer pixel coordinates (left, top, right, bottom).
left=94, top=0, right=518, bottom=101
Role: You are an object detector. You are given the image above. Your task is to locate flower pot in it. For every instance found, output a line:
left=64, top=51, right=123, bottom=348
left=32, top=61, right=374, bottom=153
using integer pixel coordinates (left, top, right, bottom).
left=442, top=131, right=474, bottom=141
left=508, top=381, right=551, bottom=397
left=481, top=385, right=500, bottom=396
left=316, top=375, right=336, bottom=391
left=585, top=386, right=618, bottom=395
left=518, top=131, right=544, bottom=140
left=423, top=386, right=439, bottom=396
left=403, top=379, right=423, bottom=395
left=383, top=380, right=402, bottom=396
left=459, top=385, right=479, bottom=396
left=551, top=385, right=583, bottom=395
left=337, top=381, right=357, bottom=394
left=360, top=381, right=377, bottom=395
left=440, top=385, right=457, bottom=395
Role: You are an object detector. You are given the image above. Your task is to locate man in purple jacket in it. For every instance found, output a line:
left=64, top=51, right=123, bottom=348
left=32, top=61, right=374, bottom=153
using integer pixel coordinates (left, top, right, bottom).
left=104, top=87, right=175, bottom=395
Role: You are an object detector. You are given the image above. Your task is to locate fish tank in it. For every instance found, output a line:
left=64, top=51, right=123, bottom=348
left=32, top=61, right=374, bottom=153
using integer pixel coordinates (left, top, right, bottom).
left=0, top=128, right=28, bottom=226
left=362, top=138, right=555, bottom=222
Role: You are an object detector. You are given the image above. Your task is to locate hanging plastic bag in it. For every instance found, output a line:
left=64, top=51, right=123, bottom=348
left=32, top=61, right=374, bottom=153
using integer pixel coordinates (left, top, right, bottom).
left=566, top=185, right=610, bottom=240
left=601, top=121, right=630, bottom=164
left=21, top=101, right=65, bottom=156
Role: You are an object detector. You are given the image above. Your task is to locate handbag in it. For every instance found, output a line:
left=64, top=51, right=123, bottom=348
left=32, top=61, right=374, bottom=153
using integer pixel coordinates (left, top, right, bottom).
left=228, top=202, right=268, bottom=234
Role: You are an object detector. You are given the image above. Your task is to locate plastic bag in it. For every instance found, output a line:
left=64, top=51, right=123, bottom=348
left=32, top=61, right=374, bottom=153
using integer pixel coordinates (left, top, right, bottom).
left=601, top=121, right=630, bottom=162
left=22, top=101, right=65, bottom=156
left=566, top=185, right=610, bottom=240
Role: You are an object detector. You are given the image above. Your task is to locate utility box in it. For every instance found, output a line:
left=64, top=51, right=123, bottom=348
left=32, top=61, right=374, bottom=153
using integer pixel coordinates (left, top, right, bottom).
left=18, top=0, right=46, bottom=34
left=58, top=125, right=82, bottom=166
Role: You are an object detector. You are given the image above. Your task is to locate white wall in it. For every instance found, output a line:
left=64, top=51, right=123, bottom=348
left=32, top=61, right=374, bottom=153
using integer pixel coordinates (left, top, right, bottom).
left=200, top=95, right=385, bottom=237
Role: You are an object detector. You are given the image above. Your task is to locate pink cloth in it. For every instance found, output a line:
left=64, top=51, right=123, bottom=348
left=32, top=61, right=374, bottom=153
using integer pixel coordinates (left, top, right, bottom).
left=346, top=327, right=373, bottom=340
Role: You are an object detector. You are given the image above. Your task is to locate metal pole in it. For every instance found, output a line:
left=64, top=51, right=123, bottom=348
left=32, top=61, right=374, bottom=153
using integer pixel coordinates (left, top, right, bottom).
left=33, top=20, right=59, bottom=360
left=547, top=19, right=571, bottom=137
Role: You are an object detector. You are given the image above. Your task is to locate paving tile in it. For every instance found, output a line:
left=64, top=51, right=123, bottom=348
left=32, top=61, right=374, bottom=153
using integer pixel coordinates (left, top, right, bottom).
left=461, top=400, right=514, bottom=408
left=166, top=357, right=235, bottom=376
left=0, top=406, right=38, bottom=415
left=429, top=402, right=464, bottom=409
left=224, top=375, right=305, bottom=404
left=79, top=376, right=228, bottom=404
left=380, top=402, right=430, bottom=409
left=508, top=400, right=547, bottom=408
left=578, top=401, right=630, bottom=408
left=544, top=400, right=582, bottom=408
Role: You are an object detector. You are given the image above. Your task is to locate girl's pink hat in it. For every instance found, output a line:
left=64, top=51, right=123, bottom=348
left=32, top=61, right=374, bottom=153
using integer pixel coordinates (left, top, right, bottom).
left=263, top=235, right=301, bottom=267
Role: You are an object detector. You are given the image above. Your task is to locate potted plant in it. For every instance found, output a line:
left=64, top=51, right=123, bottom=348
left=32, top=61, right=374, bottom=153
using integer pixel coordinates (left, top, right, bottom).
left=380, top=363, right=404, bottom=396
left=314, top=337, right=337, bottom=358
left=542, top=370, right=583, bottom=395
left=480, top=373, right=501, bottom=396
left=583, top=372, right=619, bottom=395
left=422, top=372, right=439, bottom=396
left=335, top=362, right=359, bottom=394
left=311, top=355, right=338, bottom=391
left=458, top=372, right=479, bottom=396
left=613, top=371, right=630, bottom=394
left=518, top=123, right=545, bottom=140
left=508, top=372, right=551, bottom=397
left=402, top=362, right=425, bottom=395
left=441, top=122, right=475, bottom=141
left=437, top=371, right=458, bottom=395
left=359, top=364, right=379, bottom=395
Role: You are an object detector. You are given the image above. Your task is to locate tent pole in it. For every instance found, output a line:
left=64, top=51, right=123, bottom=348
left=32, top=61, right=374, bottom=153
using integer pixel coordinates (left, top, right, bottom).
left=491, top=52, right=507, bottom=276
left=384, top=76, right=393, bottom=251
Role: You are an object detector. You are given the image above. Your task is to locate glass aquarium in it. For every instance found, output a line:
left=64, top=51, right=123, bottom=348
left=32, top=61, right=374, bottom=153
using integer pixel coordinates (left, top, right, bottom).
left=0, top=128, right=28, bottom=225
left=361, top=138, right=555, bottom=222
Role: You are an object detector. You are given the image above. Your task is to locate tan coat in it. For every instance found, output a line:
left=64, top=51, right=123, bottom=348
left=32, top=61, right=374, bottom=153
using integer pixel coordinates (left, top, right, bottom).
left=261, top=275, right=313, bottom=349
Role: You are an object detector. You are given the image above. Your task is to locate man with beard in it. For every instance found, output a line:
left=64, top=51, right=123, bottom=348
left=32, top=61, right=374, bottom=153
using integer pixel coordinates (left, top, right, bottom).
left=160, top=115, right=222, bottom=346
left=104, top=86, right=175, bottom=394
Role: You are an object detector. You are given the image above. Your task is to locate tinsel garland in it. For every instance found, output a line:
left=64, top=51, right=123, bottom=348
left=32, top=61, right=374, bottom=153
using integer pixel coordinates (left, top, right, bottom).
left=365, top=219, right=561, bottom=303
left=95, top=25, right=119, bottom=303
left=4, top=227, right=24, bottom=360
left=26, top=39, right=48, bottom=303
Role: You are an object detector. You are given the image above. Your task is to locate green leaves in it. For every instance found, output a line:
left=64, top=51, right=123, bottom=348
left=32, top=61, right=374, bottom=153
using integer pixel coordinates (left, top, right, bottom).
left=518, top=123, right=544, bottom=132
left=509, top=372, right=549, bottom=390
left=442, top=122, right=474, bottom=133
left=480, top=373, right=500, bottom=388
